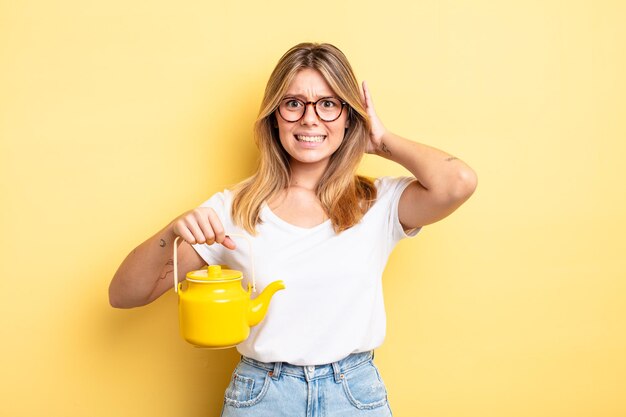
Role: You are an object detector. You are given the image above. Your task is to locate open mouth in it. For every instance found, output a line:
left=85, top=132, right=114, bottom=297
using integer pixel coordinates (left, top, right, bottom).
left=295, top=135, right=326, bottom=143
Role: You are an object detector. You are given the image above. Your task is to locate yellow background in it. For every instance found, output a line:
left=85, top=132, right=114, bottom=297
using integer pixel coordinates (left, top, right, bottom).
left=1, top=0, right=624, bottom=416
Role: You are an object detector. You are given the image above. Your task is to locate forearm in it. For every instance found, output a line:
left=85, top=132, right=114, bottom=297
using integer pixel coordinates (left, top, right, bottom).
left=374, top=131, right=477, bottom=199
left=109, top=224, right=179, bottom=308
left=109, top=206, right=232, bottom=308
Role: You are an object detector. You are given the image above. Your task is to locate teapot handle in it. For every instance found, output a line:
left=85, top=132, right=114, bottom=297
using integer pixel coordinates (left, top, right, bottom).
left=173, top=233, right=257, bottom=293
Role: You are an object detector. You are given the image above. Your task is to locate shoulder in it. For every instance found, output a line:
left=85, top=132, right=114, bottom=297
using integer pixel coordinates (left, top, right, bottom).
left=374, top=176, right=416, bottom=199
left=198, top=189, right=234, bottom=211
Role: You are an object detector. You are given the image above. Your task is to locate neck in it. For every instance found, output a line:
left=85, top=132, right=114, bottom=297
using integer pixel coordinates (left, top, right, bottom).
left=288, top=159, right=329, bottom=191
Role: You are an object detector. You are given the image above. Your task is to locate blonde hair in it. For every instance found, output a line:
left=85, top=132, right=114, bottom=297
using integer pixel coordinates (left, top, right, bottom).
left=232, top=42, right=377, bottom=234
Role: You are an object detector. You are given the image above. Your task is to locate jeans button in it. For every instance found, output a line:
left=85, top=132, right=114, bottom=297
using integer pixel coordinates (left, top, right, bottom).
left=307, top=366, right=315, bottom=373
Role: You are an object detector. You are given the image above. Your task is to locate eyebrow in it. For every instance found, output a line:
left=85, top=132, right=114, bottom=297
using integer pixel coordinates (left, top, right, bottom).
left=283, top=93, right=337, bottom=100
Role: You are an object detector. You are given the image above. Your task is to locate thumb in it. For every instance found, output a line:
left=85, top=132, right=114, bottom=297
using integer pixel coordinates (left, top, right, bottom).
left=222, top=236, right=237, bottom=250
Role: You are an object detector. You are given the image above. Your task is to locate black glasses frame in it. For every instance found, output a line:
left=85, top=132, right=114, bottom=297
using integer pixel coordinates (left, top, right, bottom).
left=276, top=97, right=348, bottom=123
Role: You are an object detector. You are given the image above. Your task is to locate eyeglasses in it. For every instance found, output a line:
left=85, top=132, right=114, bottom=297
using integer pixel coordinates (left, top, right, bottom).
left=277, top=97, right=347, bottom=123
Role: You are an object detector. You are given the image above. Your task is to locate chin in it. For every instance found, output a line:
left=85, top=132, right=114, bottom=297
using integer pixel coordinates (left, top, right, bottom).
left=288, top=152, right=331, bottom=165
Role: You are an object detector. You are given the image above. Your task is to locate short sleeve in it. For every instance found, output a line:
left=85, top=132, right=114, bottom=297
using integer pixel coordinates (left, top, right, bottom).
left=375, top=176, right=421, bottom=249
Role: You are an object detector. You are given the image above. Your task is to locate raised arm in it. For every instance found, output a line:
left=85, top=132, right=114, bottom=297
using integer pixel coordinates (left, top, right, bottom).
left=362, top=81, right=477, bottom=229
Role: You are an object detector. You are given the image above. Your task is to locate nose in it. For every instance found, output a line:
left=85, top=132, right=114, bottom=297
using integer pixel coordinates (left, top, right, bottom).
left=301, top=102, right=319, bottom=125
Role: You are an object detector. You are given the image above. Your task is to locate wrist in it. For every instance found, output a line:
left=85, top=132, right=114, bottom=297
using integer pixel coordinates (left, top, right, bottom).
left=161, top=222, right=181, bottom=246
left=373, top=130, right=395, bottom=159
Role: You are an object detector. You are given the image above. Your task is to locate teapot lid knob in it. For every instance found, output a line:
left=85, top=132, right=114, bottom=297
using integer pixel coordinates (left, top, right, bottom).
left=187, top=265, right=241, bottom=282
left=208, top=265, right=222, bottom=277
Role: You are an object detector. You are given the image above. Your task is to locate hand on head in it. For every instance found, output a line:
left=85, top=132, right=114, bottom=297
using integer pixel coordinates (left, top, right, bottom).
left=361, top=81, right=387, bottom=154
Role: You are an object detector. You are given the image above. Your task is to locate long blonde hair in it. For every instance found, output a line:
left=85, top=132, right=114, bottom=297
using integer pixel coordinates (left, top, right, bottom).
left=232, top=42, right=377, bottom=234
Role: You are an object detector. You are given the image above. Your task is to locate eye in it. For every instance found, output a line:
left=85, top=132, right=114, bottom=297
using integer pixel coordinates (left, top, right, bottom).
left=284, top=99, right=303, bottom=109
left=320, top=99, right=337, bottom=108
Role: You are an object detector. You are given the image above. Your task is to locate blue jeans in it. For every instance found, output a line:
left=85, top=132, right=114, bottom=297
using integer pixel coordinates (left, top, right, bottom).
left=220, top=351, right=393, bottom=417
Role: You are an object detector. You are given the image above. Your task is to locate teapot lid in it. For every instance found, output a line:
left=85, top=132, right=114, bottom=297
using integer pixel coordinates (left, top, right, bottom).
left=186, top=265, right=242, bottom=282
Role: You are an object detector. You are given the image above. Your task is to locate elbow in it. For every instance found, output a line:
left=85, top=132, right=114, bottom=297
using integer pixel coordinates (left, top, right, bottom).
left=108, top=279, right=157, bottom=309
left=109, top=292, right=143, bottom=309
left=109, top=287, right=128, bottom=309
left=450, top=167, right=478, bottom=202
left=108, top=281, right=138, bottom=309
left=109, top=299, right=123, bottom=309
left=108, top=275, right=126, bottom=308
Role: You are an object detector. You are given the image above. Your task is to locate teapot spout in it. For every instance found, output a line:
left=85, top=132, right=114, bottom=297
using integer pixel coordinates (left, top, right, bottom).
left=248, top=280, right=285, bottom=327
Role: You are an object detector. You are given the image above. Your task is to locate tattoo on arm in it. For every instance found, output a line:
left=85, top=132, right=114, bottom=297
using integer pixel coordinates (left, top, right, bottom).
left=380, top=142, right=392, bottom=156
left=159, top=259, right=174, bottom=280
left=445, top=156, right=458, bottom=162
left=159, top=239, right=166, bottom=247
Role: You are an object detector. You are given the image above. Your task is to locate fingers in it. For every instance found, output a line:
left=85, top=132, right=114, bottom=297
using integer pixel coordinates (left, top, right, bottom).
left=205, top=208, right=225, bottom=245
left=360, top=81, right=367, bottom=104
left=187, top=212, right=210, bottom=244
left=173, top=220, right=197, bottom=245
left=194, top=208, right=216, bottom=244
left=362, top=80, right=374, bottom=110
left=172, top=207, right=236, bottom=250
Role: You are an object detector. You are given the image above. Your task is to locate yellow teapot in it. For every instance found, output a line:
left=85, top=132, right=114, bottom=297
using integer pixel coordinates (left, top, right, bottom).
left=173, top=236, right=285, bottom=349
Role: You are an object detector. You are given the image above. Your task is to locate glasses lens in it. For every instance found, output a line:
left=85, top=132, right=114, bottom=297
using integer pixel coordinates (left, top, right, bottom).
left=316, top=98, right=342, bottom=121
left=278, top=99, right=305, bottom=122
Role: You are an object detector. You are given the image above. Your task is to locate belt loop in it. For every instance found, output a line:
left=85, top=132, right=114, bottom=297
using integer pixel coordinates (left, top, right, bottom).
left=331, top=361, right=343, bottom=384
left=270, top=361, right=282, bottom=380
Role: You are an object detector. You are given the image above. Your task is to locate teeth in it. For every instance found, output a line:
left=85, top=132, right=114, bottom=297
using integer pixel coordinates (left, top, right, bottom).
left=296, top=135, right=325, bottom=143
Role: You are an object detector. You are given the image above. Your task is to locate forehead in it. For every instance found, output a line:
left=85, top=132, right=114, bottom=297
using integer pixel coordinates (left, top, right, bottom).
left=285, top=68, right=335, bottom=98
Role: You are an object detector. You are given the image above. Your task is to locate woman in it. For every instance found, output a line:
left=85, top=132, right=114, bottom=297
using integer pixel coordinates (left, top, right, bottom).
left=109, top=42, right=477, bottom=416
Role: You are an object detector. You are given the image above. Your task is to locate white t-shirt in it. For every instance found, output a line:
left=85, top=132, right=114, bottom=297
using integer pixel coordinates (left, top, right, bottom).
left=192, top=176, right=419, bottom=365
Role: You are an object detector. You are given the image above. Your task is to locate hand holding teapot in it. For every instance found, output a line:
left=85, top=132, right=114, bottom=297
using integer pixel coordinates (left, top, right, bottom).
left=171, top=206, right=236, bottom=249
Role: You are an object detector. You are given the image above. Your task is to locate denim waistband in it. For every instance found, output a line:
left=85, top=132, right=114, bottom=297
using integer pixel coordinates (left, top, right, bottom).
left=240, top=351, right=374, bottom=383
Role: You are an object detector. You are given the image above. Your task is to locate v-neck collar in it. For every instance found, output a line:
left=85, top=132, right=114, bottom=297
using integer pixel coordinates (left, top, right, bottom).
left=261, top=203, right=332, bottom=233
